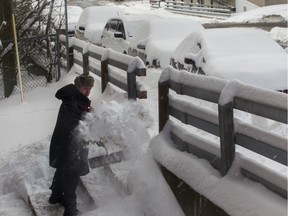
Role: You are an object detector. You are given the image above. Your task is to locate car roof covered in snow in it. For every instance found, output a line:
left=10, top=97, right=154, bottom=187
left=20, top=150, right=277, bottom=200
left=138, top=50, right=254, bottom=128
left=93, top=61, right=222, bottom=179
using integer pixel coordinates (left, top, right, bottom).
left=130, top=18, right=204, bottom=68
left=173, top=28, right=288, bottom=91
left=76, top=6, right=124, bottom=45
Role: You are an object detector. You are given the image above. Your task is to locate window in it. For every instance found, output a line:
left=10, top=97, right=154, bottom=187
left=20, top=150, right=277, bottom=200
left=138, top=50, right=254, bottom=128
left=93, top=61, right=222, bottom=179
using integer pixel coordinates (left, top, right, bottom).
left=109, top=20, right=119, bottom=31
left=117, top=21, right=124, bottom=34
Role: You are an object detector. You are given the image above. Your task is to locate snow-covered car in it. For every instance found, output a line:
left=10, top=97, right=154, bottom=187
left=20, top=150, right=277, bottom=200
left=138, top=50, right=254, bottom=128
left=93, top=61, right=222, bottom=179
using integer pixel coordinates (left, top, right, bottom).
left=101, top=14, right=160, bottom=54
left=128, top=18, right=204, bottom=68
left=66, top=6, right=83, bottom=35
left=75, top=6, right=124, bottom=46
left=170, top=28, right=288, bottom=92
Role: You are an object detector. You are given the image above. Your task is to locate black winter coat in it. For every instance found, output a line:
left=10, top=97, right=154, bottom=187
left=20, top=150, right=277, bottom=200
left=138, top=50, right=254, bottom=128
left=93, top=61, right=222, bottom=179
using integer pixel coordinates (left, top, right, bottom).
left=49, top=84, right=91, bottom=176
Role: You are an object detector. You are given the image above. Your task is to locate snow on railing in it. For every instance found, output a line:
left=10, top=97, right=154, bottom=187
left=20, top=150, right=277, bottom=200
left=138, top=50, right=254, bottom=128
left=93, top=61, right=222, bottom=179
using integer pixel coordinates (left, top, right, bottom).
left=158, top=66, right=287, bottom=199
left=60, top=36, right=147, bottom=100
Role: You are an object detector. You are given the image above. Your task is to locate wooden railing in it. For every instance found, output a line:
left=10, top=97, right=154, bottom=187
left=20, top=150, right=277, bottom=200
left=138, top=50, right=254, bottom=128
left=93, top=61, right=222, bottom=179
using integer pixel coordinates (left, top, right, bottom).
left=60, top=35, right=147, bottom=100
left=150, top=0, right=161, bottom=8
left=164, top=1, right=234, bottom=17
left=158, top=66, right=287, bottom=199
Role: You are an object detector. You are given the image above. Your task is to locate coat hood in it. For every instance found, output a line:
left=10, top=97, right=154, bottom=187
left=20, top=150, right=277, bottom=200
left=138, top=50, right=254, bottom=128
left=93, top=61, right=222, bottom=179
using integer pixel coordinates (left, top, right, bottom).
left=55, top=84, right=91, bottom=104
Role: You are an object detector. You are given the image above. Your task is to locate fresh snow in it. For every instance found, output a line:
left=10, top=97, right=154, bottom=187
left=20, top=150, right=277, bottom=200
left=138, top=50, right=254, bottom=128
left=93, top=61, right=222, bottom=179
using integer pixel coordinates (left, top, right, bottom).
left=0, top=1, right=287, bottom=216
left=222, top=4, right=288, bottom=23
left=172, top=28, right=287, bottom=91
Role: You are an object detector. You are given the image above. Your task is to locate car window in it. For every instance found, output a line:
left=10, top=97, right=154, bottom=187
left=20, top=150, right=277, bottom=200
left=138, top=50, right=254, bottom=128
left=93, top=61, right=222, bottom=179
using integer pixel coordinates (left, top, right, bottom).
left=117, top=21, right=124, bottom=33
left=126, top=21, right=145, bottom=37
left=109, top=20, right=119, bottom=31
left=117, top=21, right=126, bottom=39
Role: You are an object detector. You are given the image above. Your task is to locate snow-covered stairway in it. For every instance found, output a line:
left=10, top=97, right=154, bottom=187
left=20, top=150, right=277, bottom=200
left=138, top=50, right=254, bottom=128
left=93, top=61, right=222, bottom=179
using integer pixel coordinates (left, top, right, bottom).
left=80, top=144, right=131, bottom=205
left=80, top=164, right=130, bottom=206
left=28, top=178, right=96, bottom=216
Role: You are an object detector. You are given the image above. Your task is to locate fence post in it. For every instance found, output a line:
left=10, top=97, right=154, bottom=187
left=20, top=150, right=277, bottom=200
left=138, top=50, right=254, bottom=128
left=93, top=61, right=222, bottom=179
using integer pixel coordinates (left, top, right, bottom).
left=67, top=46, right=74, bottom=71
left=158, top=80, right=169, bottom=132
left=218, top=102, right=235, bottom=176
left=127, top=70, right=137, bottom=100
left=55, top=30, right=61, bottom=81
left=101, top=59, right=109, bottom=93
left=82, top=51, right=89, bottom=76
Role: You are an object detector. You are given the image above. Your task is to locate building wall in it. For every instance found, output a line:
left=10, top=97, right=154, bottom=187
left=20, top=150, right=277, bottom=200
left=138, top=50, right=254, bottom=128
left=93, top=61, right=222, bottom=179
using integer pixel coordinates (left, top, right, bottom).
left=248, top=0, right=265, bottom=6
left=266, top=0, right=287, bottom=5
left=249, top=0, right=287, bottom=6
left=236, top=0, right=258, bottom=12
left=236, top=0, right=287, bottom=12
left=225, top=0, right=236, bottom=6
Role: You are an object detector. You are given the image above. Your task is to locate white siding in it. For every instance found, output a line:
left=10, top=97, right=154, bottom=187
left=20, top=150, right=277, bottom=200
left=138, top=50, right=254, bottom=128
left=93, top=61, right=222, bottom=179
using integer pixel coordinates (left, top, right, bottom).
left=236, top=0, right=259, bottom=12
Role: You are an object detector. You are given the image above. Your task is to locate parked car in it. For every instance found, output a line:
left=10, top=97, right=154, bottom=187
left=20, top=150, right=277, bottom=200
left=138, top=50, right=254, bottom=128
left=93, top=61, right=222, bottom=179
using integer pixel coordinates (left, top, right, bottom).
left=75, top=6, right=124, bottom=46
left=101, top=14, right=160, bottom=54
left=170, top=28, right=288, bottom=92
left=66, top=6, right=83, bottom=35
left=128, top=18, right=204, bottom=68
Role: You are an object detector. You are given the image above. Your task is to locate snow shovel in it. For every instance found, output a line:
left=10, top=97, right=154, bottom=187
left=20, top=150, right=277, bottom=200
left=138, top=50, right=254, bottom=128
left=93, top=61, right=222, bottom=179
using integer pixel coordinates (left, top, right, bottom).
left=88, top=139, right=125, bottom=169
left=89, top=151, right=125, bottom=168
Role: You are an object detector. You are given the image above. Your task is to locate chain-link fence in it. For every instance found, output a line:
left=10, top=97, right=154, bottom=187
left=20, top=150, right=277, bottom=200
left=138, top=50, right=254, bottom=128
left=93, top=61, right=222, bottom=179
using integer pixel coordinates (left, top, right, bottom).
left=0, top=32, right=62, bottom=100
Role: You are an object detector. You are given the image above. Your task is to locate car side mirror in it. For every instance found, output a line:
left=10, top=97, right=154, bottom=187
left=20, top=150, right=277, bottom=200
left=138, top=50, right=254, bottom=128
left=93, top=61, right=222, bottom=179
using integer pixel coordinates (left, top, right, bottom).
left=79, top=26, right=85, bottom=31
left=114, top=32, right=123, bottom=38
left=137, top=44, right=145, bottom=50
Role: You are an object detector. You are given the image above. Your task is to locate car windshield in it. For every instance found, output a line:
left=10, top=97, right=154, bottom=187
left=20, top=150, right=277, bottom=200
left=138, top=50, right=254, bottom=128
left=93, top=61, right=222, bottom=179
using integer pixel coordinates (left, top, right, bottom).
left=126, top=20, right=148, bottom=37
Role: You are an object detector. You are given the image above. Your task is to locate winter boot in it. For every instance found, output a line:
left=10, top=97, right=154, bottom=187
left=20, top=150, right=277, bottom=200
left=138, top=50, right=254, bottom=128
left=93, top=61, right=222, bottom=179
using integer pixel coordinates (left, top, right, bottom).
left=48, top=192, right=64, bottom=206
left=63, top=207, right=80, bottom=216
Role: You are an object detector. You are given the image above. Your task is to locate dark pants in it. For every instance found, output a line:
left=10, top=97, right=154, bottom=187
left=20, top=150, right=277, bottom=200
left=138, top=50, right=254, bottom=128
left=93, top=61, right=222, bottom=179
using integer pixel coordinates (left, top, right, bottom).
left=50, top=167, right=80, bottom=210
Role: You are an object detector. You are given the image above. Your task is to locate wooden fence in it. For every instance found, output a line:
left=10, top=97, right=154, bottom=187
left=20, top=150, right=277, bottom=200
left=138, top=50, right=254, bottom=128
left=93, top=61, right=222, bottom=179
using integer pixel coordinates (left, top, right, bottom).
left=158, top=66, right=287, bottom=200
left=58, top=35, right=287, bottom=213
left=60, top=35, right=147, bottom=100
left=150, top=0, right=161, bottom=8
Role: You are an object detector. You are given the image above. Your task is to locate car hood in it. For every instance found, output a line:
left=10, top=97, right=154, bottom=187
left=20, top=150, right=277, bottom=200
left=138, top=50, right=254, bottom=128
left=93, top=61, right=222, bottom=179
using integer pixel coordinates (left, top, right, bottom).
left=84, top=24, right=104, bottom=45
left=178, top=28, right=288, bottom=90
left=130, top=18, right=204, bottom=68
left=201, top=53, right=288, bottom=91
left=184, top=28, right=288, bottom=91
left=145, top=39, right=184, bottom=68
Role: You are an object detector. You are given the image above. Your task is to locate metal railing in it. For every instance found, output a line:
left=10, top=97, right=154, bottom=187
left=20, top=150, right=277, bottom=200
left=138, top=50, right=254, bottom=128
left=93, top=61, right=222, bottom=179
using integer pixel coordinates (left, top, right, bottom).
left=164, top=1, right=234, bottom=17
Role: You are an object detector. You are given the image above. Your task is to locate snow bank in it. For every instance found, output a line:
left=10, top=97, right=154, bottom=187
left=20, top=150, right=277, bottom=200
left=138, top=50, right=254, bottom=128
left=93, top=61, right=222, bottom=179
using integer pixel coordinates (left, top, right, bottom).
left=127, top=151, right=186, bottom=216
left=224, top=4, right=287, bottom=23
left=150, top=121, right=287, bottom=216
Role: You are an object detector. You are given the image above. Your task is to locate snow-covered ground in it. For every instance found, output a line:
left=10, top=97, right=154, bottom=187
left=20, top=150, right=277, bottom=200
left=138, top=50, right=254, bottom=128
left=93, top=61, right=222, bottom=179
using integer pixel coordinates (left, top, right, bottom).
left=0, top=1, right=287, bottom=216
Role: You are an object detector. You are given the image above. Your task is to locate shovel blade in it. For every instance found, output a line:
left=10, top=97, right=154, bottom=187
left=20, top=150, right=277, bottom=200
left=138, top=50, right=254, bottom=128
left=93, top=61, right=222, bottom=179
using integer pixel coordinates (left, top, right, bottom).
left=89, top=151, right=125, bottom=168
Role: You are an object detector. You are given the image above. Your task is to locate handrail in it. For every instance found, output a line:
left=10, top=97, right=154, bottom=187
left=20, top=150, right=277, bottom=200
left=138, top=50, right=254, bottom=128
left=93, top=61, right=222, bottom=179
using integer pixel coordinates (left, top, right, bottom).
left=59, top=36, right=147, bottom=100
left=164, top=1, right=234, bottom=17
left=158, top=66, right=288, bottom=198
